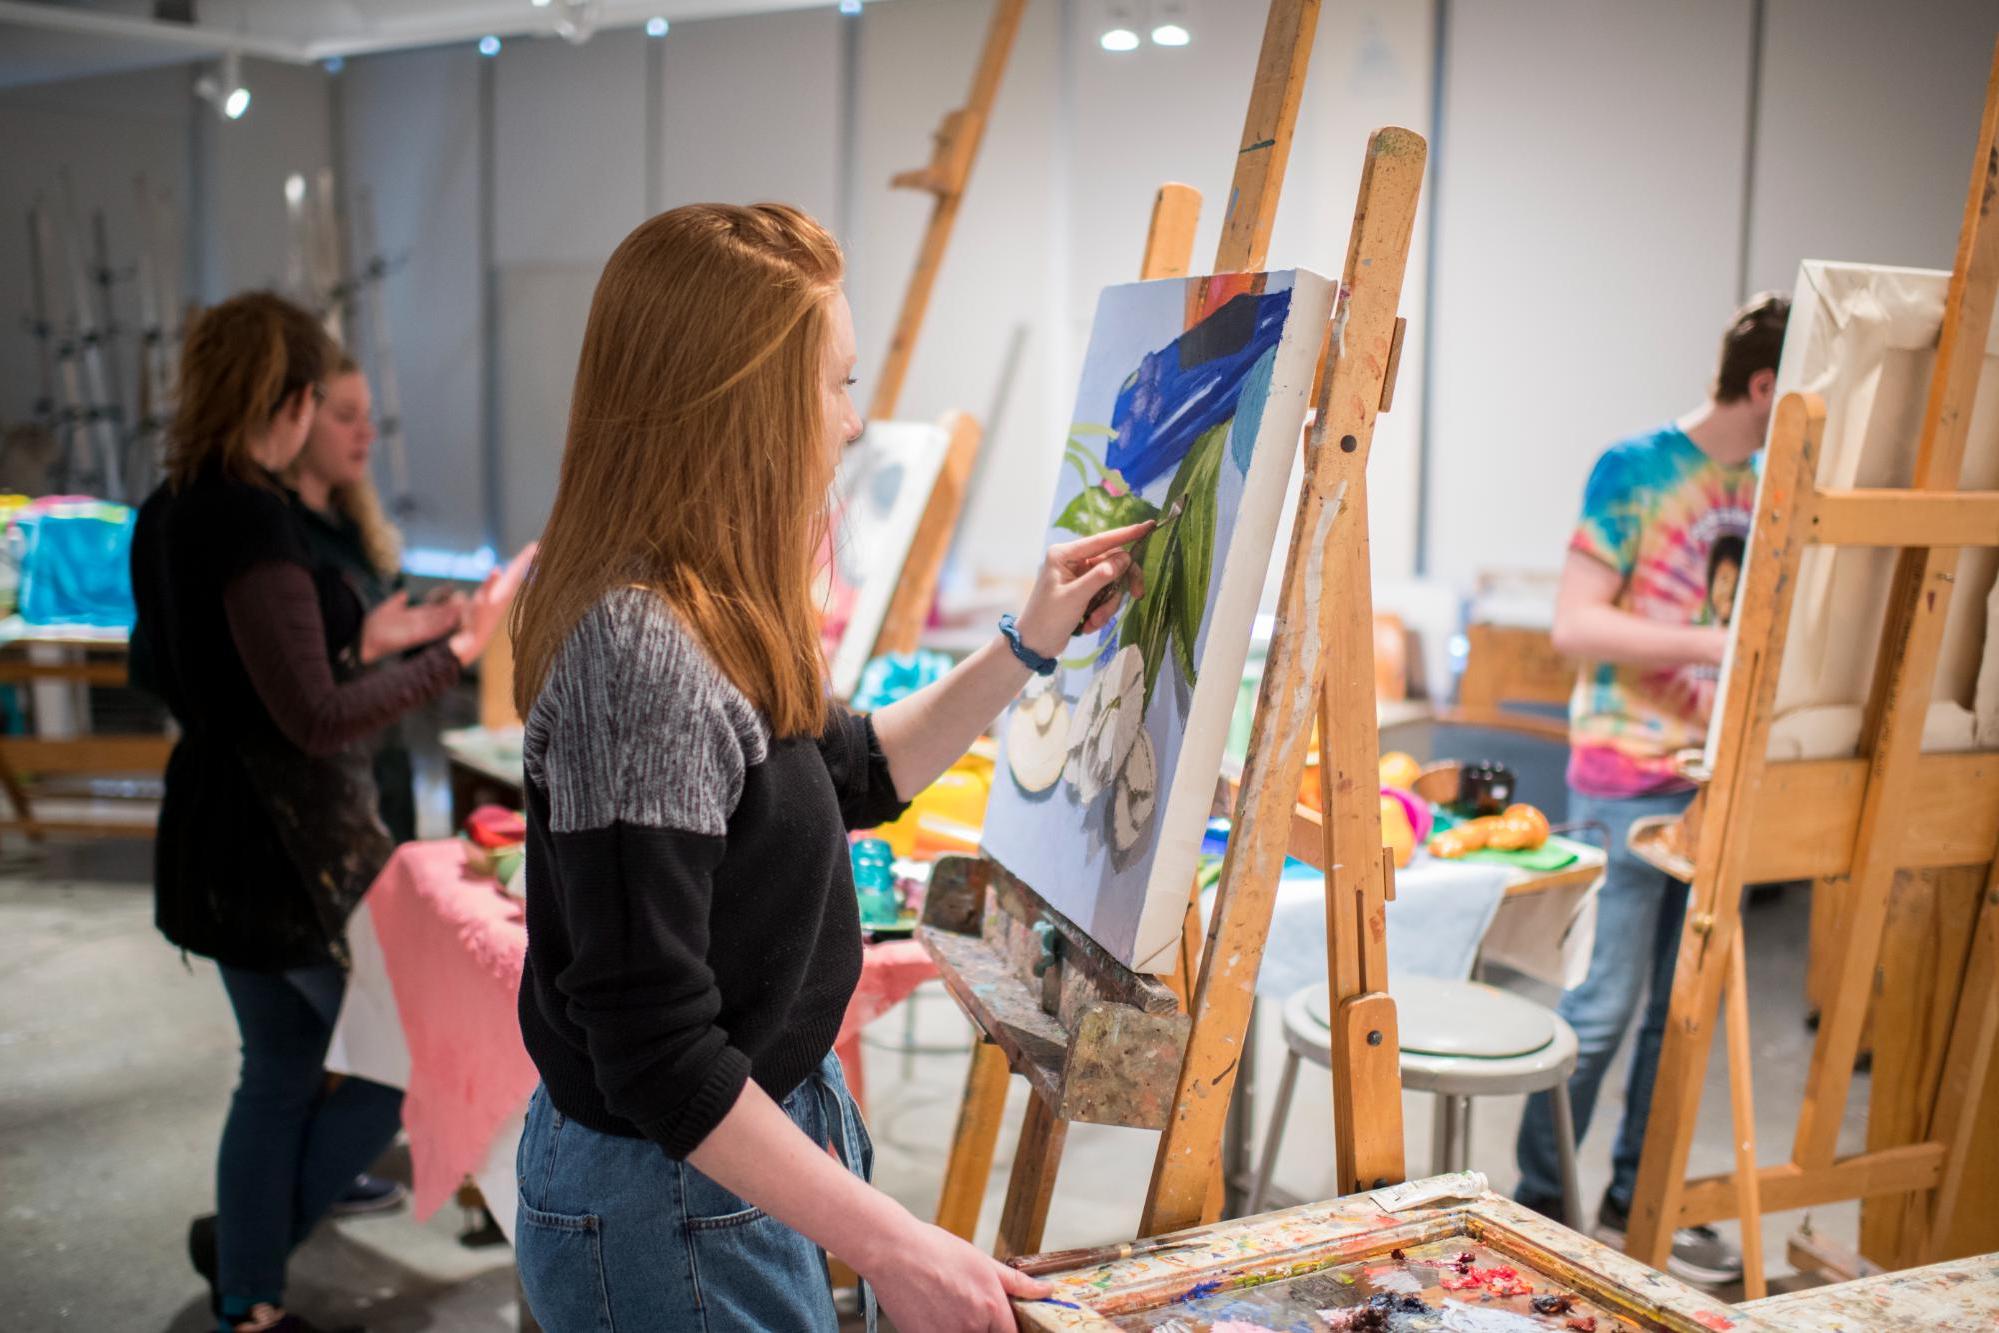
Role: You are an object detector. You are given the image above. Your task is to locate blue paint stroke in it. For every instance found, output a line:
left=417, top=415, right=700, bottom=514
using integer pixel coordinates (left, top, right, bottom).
left=1105, top=288, right=1295, bottom=492
left=1035, top=1298, right=1083, bottom=1309
left=1228, top=346, right=1279, bottom=476
left=1174, top=1279, right=1226, bottom=1303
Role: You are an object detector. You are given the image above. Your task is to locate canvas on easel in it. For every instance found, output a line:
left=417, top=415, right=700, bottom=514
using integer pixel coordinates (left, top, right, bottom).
left=1704, top=260, right=1999, bottom=766
left=981, top=270, right=1336, bottom=974
left=822, top=420, right=955, bottom=700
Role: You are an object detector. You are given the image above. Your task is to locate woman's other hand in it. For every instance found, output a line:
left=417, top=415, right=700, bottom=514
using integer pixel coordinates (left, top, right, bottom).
left=1011, top=521, right=1153, bottom=659
left=860, top=1217, right=1053, bottom=1333
left=449, top=543, right=537, bottom=667
left=360, top=591, right=463, bottom=665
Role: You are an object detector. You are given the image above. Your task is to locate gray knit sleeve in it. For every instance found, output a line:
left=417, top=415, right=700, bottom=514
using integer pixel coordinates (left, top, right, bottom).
left=524, top=588, right=769, bottom=836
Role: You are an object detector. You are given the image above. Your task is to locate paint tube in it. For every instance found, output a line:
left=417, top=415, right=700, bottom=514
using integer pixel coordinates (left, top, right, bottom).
left=1367, top=1170, right=1490, bottom=1213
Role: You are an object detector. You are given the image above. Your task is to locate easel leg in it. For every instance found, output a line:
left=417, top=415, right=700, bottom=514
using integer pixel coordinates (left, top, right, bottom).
left=995, top=1088, right=1068, bottom=1260
left=1725, top=931, right=1767, bottom=1300
left=934, top=1041, right=1010, bottom=1241
left=1919, top=858, right=1999, bottom=1261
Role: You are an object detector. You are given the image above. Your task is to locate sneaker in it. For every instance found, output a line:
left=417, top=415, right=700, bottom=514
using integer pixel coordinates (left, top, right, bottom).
left=328, top=1174, right=408, bottom=1217
left=1595, top=1193, right=1743, bottom=1286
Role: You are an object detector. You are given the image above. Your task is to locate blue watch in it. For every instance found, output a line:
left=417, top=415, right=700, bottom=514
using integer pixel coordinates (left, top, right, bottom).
left=998, top=614, right=1057, bottom=676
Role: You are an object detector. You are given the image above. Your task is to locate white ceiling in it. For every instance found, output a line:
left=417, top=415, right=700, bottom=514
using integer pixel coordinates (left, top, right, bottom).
left=0, top=0, right=861, bottom=88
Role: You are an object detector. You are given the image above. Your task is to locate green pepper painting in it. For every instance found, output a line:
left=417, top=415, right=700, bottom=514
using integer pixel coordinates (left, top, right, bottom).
left=984, top=268, right=1336, bottom=973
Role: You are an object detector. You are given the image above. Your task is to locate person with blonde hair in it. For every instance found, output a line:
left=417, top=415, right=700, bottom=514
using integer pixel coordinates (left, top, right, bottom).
left=287, top=356, right=440, bottom=845
left=510, top=203, right=1147, bottom=1332
left=130, top=291, right=522, bottom=1333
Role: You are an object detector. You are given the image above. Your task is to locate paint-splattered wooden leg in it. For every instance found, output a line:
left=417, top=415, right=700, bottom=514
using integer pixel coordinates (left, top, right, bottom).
left=1725, top=931, right=1767, bottom=1300
left=935, top=1040, right=1010, bottom=1241
left=995, top=1087, right=1068, bottom=1260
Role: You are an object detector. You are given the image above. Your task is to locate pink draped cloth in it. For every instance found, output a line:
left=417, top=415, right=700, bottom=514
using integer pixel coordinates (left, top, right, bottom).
left=366, top=839, right=940, bottom=1217
left=365, top=840, right=535, bottom=1220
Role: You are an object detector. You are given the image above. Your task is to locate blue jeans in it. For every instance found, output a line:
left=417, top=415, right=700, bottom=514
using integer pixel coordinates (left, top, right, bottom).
left=1515, top=786, right=1694, bottom=1217
left=215, top=963, right=405, bottom=1313
left=516, top=1051, right=875, bottom=1333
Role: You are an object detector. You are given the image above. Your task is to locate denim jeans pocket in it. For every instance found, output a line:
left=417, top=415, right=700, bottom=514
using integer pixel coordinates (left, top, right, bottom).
left=517, top=1203, right=613, bottom=1333
left=679, top=1162, right=767, bottom=1230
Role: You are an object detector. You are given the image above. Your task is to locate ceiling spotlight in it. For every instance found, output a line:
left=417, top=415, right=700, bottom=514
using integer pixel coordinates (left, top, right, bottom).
left=531, top=0, right=551, bottom=7
left=1100, top=0, right=1139, bottom=51
left=1151, top=22, right=1189, bottom=45
left=839, top=0, right=863, bottom=13
left=645, top=16, right=668, bottom=36
left=194, top=50, right=251, bottom=120
left=478, top=33, right=501, bottom=55
left=322, top=55, right=345, bottom=73
left=1150, top=0, right=1190, bottom=45
left=284, top=173, right=306, bottom=206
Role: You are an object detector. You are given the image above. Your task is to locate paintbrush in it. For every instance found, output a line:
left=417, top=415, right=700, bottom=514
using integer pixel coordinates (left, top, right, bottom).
left=1005, top=1234, right=1210, bottom=1277
left=1071, top=494, right=1187, bottom=636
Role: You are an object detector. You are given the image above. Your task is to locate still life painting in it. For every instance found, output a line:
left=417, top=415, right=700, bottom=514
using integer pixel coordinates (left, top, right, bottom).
left=982, top=269, right=1335, bottom=973
left=820, top=420, right=952, bottom=700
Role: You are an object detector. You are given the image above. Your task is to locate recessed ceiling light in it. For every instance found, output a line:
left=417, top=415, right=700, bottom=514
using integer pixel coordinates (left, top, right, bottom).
left=1100, top=27, right=1139, bottom=51
left=478, top=34, right=501, bottom=56
left=645, top=16, right=668, bottom=36
left=1151, top=23, right=1189, bottom=46
left=839, top=0, right=863, bottom=14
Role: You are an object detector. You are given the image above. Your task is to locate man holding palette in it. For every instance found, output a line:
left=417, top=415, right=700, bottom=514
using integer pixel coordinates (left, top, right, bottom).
left=1512, top=293, right=1790, bottom=1286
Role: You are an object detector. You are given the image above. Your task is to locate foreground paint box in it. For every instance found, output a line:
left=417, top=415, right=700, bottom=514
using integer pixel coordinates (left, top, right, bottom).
left=982, top=269, right=1334, bottom=974
left=1013, top=1186, right=1768, bottom=1332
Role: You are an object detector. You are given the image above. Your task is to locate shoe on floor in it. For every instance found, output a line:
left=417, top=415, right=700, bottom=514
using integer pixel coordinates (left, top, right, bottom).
left=1512, top=1192, right=1570, bottom=1228
left=328, top=1173, right=408, bottom=1217
left=188, top=1213, right=219, bottom=1315
left=1595, top=1193, right=1743, bottom=1286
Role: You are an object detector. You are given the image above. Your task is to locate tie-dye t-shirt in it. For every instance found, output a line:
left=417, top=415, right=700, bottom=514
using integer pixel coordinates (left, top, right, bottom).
left=1567, top=425, right=1757, bottom=797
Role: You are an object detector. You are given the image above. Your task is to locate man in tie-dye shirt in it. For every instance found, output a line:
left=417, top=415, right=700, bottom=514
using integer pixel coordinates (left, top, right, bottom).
left=1514, top=293, right=1789, bottom=1285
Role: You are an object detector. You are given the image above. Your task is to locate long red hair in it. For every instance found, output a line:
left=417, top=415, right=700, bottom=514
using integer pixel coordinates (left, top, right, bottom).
left=511, top=203, right=843, bottom=737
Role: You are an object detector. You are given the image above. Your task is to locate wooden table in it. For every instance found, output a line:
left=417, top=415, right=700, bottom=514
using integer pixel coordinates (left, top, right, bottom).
left=1741, top=1252, right=1999, bottom=1329
left=0, top=620, right=169, bottom=839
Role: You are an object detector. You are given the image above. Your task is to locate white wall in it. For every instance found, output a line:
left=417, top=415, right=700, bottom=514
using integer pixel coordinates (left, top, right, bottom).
left=1424, top=0, right=1754, bottom=588
left=1746, top=0, right=1995, bottom=293
left=340, top=45, right=487, bottom=552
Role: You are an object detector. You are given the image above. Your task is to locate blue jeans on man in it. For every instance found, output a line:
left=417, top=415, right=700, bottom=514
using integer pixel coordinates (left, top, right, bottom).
left=1515, top=785, right=1694, bottom=1216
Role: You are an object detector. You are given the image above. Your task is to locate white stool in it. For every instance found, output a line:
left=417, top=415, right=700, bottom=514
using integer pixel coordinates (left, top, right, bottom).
left=1249, top=976, right=1583, bottom=1227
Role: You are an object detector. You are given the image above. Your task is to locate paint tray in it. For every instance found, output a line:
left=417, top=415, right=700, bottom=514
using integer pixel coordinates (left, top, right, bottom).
left=1015, top=1189, right=1765, bottom=1333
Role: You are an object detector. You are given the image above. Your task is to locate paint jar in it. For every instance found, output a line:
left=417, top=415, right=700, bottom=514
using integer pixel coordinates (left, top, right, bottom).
left=1452, top=761, right=1516, bottom=817
left=850, top=837, right=900, bottom=926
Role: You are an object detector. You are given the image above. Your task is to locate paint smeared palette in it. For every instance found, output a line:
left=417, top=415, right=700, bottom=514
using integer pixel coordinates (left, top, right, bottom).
left=1015, top=1188, right=1766, bottom=1333
left=1105, top=1238, right=1642, bottom=1332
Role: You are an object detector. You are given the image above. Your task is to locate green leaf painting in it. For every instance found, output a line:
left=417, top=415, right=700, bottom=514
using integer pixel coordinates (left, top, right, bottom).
left=1117, top=419, right=1227, bottom=707
left=1053, top=484, right=1160, bottom=539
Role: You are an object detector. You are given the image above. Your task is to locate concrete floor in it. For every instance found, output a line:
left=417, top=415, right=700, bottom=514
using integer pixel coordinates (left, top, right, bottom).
left=0, top=831, right=1864, bottom=1331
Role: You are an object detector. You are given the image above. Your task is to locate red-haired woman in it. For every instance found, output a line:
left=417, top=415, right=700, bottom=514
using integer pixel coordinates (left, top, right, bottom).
left=509, top=204, right=1147, bottom=1332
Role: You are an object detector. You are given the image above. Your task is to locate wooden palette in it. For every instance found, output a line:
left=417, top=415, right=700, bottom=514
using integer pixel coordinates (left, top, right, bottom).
left=1015, top=1190, right=1767, bottom=1333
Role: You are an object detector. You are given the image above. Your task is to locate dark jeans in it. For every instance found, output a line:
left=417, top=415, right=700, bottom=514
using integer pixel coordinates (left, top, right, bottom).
left=215, top=962, right=404, bottom=1310
left=1515, top=785, right=1694, bottom=1217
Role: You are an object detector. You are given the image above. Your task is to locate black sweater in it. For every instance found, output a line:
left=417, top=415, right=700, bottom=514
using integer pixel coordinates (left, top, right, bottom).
left=130, top=465, right=458, bottom=970
left=517, top=588, right=908, bottom=1158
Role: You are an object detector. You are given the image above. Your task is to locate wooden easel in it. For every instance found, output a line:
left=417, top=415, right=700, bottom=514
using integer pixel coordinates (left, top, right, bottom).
left=1625, top=41, right=1999, bottom=1294
left=865, top=0, right=1026, bottom=662
left=921, top=0, right=1428, bottom=1255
